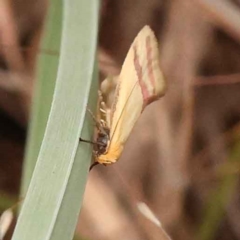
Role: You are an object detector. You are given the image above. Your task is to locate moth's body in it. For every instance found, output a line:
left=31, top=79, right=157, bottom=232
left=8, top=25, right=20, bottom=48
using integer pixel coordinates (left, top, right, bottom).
left=94, top=25, right=166, bottom=165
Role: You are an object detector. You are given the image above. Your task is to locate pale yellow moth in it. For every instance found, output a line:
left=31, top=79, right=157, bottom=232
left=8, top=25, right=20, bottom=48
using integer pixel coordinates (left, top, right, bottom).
left=95, top=25, right=166, bottom=165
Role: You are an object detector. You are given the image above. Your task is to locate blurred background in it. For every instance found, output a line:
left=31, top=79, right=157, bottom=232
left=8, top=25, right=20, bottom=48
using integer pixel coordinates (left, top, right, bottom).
left=1, top=0, right=240, bottom=239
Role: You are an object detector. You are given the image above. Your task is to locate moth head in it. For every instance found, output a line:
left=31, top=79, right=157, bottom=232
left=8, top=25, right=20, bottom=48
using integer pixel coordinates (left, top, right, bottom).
left=97, top=143, right=123, bottom=165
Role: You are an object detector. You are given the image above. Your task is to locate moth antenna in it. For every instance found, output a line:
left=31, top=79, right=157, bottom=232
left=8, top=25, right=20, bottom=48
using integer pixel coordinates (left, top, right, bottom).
left=87, top=108, right=98, bottom=122
left=86, top=108, right=104, bottom=130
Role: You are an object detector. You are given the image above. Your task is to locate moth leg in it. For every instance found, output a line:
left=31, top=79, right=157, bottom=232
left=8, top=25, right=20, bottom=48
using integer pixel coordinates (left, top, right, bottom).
left=89, top=161, right=109, bottom=170
left=79, top=138, right=106, bottom=147
left=99, top=91, right=109, bottom=112
left=80, top=141, right=105, bottom=171
left=99, top=99, right=107, bottom=112
left=89, top=161, right=99, bottom=171
left=99, top=107, right=106, bottom=115
left=79, top=138, right=96, bottom=145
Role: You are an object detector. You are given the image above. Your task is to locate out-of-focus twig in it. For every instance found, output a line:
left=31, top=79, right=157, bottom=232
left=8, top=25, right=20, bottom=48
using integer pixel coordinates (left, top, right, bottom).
left=193, top=0, right=240, bottom=43
left=193, top=121, right=240, bottom=173
left=0, top=71, right=32, bottom=125
left=227, top=188, right=240, bottom=239
left=155, top=0, right=212, bottom=227
left=0, top=0, right=25, bottom=71
left=78, top=171, right=142, bottom=240
left=195, top=74, right=240, bottom=86
left=98, top=48, right=120, bottom=76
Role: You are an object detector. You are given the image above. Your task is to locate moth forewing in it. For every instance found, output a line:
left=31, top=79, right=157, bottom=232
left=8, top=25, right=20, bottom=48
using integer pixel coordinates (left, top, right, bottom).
left=96, top=25, right=166, bottom=165
left=125, top=25, right=166, bottom=103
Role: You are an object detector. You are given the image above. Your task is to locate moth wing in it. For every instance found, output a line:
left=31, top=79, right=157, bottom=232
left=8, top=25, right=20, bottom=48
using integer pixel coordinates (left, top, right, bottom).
left=108, top=25, right=166, bottom=154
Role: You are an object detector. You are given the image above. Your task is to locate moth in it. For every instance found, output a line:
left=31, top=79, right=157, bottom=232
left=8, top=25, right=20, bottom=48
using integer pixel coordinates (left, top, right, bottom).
left=93, top=25, right=166, bottom=166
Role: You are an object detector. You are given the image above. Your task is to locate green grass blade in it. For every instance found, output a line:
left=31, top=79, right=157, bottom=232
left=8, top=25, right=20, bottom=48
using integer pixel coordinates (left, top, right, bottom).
left=21, top=0, right=62, bottom=195
left=12, top=0, right=99, bottom=239
left=198, top=138, right=240, bottom=240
